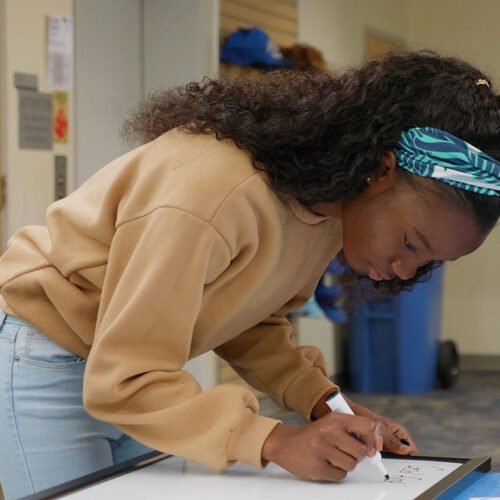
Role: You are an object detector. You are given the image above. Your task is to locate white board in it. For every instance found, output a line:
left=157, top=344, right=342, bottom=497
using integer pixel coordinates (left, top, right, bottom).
left=60, top=455, right=462, bottom=500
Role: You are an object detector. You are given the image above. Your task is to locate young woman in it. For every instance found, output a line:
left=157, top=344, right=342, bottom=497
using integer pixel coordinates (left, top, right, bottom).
left=0, top=50, right=499, bottom=499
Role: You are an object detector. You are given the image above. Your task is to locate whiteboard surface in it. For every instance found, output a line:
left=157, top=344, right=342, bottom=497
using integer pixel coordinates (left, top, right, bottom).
left=61, top=456, right=461, bottom=500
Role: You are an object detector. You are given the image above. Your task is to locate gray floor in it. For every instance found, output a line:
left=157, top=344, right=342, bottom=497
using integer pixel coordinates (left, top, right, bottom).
left=262, top=370, right=500, bottom=472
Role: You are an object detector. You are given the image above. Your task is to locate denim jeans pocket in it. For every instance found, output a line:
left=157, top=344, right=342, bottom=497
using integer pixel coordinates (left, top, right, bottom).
left=22, top=328, right=86, bottom=368
left=0, top=321, right=21, bottom=343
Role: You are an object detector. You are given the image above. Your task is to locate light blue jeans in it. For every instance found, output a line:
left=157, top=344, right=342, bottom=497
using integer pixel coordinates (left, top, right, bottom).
left=0, top=310, right=155, bottom=500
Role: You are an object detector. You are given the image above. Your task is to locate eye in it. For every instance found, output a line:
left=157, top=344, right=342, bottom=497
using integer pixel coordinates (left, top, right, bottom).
left=404, top=234, right=417, bottom=252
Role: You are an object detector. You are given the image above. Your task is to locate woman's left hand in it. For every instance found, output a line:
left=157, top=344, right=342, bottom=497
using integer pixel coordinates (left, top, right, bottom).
left=345, top=397, right=418, bottom=455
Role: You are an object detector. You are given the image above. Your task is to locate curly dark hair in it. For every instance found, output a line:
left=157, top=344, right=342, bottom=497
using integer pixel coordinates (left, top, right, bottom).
left=123, top=50, right=500, bottom=296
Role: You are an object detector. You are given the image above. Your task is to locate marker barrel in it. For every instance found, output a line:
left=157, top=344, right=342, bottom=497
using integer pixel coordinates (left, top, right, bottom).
left=325, top=391, right=389, bottom=481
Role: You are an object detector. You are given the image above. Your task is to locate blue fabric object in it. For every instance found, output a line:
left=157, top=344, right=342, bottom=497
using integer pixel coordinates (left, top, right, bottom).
left=452, top=473, right=500, bottom=499
left=220, top=28, right=294, bottom=69
left=395, top=127, right=500, bottom=196
left=314, top=258, right=350, bottom=323
left=290, top=295, right=324, bottom=318
left=303, top=296, right=325, bottom=318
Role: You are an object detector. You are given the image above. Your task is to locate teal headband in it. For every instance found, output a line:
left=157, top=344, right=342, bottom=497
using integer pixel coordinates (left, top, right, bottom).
left=394, top=127, right=500, bottom=196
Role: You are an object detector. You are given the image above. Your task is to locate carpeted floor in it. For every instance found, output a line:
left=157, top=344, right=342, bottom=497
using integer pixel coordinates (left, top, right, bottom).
left=262, top=370, right=500, bottom=472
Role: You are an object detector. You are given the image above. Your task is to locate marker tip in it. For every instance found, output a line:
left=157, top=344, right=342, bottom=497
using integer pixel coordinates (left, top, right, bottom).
left=385, top=474, right=390, bottom=481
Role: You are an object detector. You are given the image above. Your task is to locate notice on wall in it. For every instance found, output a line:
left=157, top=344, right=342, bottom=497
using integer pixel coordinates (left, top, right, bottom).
left=19, top=90, right=53, bottom=150
left=46, top=14, right=73, bottom=91
left=53, top=91, right=69, bottom=144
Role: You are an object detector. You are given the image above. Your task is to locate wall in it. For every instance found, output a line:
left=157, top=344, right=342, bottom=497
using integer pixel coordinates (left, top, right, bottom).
left=297, top=0, right=407, bottom=71
left=143, top=0, right=219, bottom=96
left=73, top=0, right=142, bottom=187
left=406, top=0, right=500, bottom=356
left=0, top=0, right=73, bottom=245
left=74, top=0, right=219, bottom=185
left=406, top=0, right=500, bottom=84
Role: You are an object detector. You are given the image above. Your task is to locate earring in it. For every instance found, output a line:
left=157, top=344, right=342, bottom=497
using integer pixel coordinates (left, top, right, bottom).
left=366, top=177, right=372, bottom=184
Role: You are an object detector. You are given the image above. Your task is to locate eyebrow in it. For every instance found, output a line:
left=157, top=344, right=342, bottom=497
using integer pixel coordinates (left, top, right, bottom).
left=413, top=226, right=432, bottom=252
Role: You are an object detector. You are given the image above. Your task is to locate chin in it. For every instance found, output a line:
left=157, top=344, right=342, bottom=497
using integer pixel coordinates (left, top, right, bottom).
left=342, top=250, right=364, bottom=274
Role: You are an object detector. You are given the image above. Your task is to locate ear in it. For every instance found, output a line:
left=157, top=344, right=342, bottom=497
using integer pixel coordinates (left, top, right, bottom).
left=374, top=150, right=397, bottom=180
left=369, top=150, right=398, bottom=191
left=364, top=150, right=397, bottom=195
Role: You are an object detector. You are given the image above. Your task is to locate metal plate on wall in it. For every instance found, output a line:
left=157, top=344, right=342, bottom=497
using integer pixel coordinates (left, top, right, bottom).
left=54, top=155, right=67, bottom=200
left=19, top=90, right=53, bottom=150
left=14, top=72, right=38, bottom=90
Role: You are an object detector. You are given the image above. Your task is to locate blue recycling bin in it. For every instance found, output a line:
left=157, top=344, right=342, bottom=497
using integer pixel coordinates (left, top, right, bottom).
left=348, top=266, right=444, bottom=394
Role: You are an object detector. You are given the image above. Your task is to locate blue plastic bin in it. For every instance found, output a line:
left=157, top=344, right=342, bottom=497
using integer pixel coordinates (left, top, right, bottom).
left=348, top=266, right=444, bottom=393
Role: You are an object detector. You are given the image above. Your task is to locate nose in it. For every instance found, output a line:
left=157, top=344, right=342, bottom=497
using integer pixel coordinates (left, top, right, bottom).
left=390, top=259, right=418, bottom=281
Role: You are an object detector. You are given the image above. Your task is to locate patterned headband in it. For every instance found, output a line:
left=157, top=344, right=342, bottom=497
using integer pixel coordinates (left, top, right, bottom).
left=394, top=127, right=500, bottom=196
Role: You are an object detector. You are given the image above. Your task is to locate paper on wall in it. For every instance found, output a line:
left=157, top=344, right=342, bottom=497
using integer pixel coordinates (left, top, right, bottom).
left=46, top=14, right=73, bottom=91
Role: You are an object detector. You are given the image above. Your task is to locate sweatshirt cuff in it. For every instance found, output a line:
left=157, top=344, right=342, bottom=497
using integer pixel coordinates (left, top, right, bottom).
left=284, top=368, right=339, bottom=423
left=226, top=410, right=281, bottom=469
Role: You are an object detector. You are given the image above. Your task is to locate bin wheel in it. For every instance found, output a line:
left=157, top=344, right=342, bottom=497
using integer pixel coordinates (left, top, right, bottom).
left=438, top=340, right=459, bottom=389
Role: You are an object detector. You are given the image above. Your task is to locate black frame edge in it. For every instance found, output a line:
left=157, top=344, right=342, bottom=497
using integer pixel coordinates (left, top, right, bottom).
left=414, top=456, right=491, bottom=500
left=19, top=451, right=169, bottom=500
left=20, top=453, right=491, bottom=500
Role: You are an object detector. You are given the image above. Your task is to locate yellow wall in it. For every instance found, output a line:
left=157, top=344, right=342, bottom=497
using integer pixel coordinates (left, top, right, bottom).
left=407, top=0, right=500, bottom=84
left=406, top=0, right=500, bottom=355
left=298, top=0, right=407, bottom=70
left=1, top=0, right=73, bottom=245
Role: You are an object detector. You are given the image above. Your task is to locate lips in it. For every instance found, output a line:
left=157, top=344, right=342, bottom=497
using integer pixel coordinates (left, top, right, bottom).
left=368, top=266, right=394, bottom=281
left=368, top=267, right=384, bottom=281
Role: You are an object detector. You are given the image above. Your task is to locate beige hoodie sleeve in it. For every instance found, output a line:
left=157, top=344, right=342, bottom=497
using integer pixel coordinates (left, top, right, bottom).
left=83, top=207, right=280, bottom=470
left=214, top=314, right=339, bottom=423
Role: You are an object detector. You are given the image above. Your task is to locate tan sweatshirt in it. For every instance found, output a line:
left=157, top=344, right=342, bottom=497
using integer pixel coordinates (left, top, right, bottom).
left=0, top=129, right=342, bottom=470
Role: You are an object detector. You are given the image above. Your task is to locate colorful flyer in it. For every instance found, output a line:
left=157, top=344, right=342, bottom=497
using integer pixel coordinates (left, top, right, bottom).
left=53, top=90, right=69, bottom=144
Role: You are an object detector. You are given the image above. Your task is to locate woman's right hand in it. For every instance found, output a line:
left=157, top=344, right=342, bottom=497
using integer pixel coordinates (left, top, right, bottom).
left=261, top=413, right=384, bottom=482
